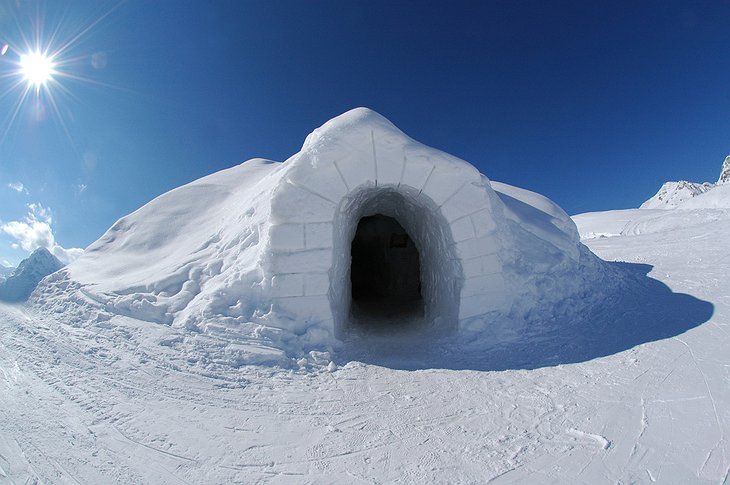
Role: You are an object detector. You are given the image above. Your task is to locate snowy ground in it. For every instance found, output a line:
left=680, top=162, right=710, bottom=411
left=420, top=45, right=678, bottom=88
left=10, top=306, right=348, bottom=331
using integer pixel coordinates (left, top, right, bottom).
left=1, top=210, right=729, bottom=483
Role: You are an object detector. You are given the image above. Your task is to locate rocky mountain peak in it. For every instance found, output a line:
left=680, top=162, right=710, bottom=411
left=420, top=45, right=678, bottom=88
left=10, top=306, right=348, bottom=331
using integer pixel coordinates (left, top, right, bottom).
left=0, top=248, right=64, bottom=302
left=719, top=155, right=730, bottom=184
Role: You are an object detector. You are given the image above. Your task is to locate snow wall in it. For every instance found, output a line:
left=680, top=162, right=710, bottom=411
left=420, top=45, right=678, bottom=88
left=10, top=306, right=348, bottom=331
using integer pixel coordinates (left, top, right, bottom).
left=33, top=108, right=612, bottom=364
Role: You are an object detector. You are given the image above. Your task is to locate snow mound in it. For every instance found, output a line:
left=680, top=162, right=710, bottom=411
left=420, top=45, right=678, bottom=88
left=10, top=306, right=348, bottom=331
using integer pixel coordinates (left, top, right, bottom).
left=33, top=108, right=615, bottom=366
left=491, top=181, right=580, bottom=258
left=0, top=248, right=63, bottom=302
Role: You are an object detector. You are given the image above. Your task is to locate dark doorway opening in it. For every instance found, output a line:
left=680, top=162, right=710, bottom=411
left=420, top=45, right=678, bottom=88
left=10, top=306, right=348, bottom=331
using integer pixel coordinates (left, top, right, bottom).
left=350, top=215, right=423, bottom=324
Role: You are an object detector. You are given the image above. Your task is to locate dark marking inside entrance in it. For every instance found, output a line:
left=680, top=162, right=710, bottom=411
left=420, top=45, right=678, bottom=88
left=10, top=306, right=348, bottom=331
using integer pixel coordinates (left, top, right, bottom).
left=350, top=215, right=423, bottom=322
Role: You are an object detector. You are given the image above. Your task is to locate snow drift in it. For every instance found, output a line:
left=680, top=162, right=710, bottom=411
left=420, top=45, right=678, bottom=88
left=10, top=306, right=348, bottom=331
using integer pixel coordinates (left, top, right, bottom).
left=33, top=108, right=614, bottom=363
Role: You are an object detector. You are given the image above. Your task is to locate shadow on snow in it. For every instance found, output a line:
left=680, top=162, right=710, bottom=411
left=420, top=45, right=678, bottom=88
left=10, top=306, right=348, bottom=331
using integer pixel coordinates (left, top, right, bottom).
left=334, top=261, right=714, bottom=371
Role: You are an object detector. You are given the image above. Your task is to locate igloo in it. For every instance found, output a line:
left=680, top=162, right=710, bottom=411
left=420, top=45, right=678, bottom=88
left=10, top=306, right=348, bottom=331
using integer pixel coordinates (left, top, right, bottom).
left=36, top=108, right=607, bottom=360
left=268, top=110, right=510, bottom=339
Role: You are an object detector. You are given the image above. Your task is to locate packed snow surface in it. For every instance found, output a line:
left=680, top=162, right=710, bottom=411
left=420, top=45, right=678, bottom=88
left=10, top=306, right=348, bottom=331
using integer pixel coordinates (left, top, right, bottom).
left=33, top=108, right=613, bottom=363
left=1, top=190, right=727, bottom=482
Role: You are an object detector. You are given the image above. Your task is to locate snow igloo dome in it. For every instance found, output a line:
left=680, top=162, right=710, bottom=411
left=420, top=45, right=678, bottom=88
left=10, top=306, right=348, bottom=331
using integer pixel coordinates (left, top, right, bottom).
left=35, top=108, right=607, bottom=361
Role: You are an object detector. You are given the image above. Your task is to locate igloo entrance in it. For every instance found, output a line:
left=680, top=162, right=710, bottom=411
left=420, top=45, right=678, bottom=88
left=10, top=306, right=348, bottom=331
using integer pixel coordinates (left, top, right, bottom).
left=350, top=215, right=423, bottom=322
left=330, top=187, right=463, bottom=337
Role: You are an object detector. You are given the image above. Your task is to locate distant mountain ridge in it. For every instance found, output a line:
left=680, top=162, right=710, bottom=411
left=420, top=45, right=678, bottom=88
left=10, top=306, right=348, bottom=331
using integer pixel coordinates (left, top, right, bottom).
left=0, top=248, right=64, bottom=302
left=641, top=155, right=730, bottom=209
left=0, top=265, right=15, bottom=284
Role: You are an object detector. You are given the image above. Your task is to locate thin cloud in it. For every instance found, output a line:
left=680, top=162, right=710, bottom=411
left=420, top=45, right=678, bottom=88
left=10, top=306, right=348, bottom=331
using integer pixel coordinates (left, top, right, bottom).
left=0, top=203, right=83, bottom=265
left=7, top=182, right=28, bottom=194
left=27, top=203, right=52, bottom=223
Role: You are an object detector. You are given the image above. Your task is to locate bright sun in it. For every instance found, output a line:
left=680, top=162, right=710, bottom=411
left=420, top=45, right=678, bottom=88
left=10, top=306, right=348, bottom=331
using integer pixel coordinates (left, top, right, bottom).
left=0, top=4, right=117, bottom=143
left=19, top=50, right=55, bottom=90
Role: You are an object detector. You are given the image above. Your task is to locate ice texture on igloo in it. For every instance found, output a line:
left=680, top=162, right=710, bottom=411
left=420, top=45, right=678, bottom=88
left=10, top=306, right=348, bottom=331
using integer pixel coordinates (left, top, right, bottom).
left=31, top=108, right=613, bottom=364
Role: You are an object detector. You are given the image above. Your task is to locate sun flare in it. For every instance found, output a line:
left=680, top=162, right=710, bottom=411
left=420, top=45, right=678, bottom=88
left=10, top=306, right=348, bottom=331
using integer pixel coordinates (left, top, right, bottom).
left=19, top=50, right=55, bottom=90
left=0, top=3, right=119, bottom=145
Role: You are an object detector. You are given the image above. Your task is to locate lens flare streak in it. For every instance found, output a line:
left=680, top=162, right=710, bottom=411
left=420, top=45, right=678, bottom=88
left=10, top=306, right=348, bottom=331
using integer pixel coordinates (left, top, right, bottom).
left=0, top=2, right=121, bottom=146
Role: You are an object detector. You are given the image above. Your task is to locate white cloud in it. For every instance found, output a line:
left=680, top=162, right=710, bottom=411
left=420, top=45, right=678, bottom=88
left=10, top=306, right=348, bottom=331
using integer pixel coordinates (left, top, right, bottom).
left=51, top=245, right=84, bottom=264
left=2, top=220, right=55, bottom=251
left=7, top=182, right=27, bottom=194
left=0, top=203, right=83, bottom=265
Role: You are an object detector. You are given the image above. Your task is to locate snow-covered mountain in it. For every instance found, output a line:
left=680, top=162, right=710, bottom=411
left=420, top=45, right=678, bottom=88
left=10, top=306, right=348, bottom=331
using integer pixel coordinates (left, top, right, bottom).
left=719, top=155, right=730, bottom=184
left=639, top=180, right=714, bottom=209
left=577, top=156, right=730, bottom=240
left=640, top=155, right=729, bottom=209
left=0, top=264, right=14, bottom=283
left=0, top=248, right=63, bottom=302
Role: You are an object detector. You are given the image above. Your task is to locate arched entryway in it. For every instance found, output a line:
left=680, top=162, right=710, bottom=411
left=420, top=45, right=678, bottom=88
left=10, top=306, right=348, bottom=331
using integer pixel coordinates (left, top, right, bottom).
left=330, top=186, right=463, bottom=337
left=350, top=214, right=423, bottom=322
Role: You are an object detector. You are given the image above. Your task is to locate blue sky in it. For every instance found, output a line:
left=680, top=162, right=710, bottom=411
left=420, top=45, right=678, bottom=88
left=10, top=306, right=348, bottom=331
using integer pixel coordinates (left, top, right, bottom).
left=0, top=0, right=729, bottom=267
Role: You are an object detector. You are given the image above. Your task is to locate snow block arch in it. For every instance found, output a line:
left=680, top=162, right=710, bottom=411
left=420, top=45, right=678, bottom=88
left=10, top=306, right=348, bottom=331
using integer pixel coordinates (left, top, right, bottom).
left=268, top=108, right=507, bottom=338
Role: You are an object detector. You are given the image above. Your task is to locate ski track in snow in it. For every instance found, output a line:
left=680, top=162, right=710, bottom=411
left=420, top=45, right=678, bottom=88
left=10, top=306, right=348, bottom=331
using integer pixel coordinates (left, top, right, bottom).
left=1, top=214, right=730, bottom=483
